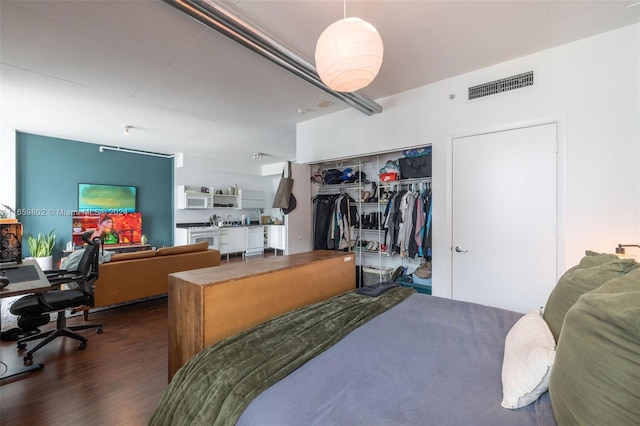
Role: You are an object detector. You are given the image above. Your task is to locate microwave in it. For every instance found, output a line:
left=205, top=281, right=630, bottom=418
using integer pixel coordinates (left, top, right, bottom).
left=183, top=193, right=210, bottom=209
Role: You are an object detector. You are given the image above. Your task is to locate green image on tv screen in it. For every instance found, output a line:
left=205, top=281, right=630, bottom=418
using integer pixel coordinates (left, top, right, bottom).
left=78, top=184, right=137, bottom=213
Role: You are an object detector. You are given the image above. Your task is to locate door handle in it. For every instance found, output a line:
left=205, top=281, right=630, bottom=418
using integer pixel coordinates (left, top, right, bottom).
left=455, top=246, right=468, bottom=253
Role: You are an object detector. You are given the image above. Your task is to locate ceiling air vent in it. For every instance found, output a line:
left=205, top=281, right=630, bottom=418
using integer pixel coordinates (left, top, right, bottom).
left=468, top=71, right=534, bottom=100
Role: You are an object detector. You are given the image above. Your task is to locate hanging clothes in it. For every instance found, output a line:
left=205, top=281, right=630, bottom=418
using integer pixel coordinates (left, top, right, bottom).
left=312, top=193, right=357, bottom=251
left=381, top=185, right=431, bottom=259
left=312, top=194, right=337, bottom=250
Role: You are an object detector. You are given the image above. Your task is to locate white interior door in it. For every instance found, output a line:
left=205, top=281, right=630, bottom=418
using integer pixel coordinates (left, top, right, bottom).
left=452, top=123, right=557, bottom=313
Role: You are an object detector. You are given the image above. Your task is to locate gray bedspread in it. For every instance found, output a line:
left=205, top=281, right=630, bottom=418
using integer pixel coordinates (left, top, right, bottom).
left=237, top=293, right=556, bottom=426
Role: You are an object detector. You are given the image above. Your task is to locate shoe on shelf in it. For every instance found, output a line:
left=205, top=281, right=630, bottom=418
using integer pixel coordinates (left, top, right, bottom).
left=361, top=216, right=370, bottom=229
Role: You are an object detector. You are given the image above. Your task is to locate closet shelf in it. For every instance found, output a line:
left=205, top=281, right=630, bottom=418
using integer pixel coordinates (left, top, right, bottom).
left=316, top=182, right=372, bottom=194
left=379, top=177, right=432, bottom=188
left=360, top=202, right=388, bottom=207
left=353, top=248, right=390, bottom=256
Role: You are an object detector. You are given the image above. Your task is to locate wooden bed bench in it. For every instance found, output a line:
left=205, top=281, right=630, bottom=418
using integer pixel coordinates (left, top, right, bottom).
left=167, top=250, right=356, bottom=379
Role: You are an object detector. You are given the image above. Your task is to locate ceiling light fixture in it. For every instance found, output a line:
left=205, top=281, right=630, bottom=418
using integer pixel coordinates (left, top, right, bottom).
left=315, top=0, right=384, bottom=92
left=253, top=152, right=263, bottom=160
left=163, top=0, right=382, bottom=116
left=122, top=125, right=132, bottom=136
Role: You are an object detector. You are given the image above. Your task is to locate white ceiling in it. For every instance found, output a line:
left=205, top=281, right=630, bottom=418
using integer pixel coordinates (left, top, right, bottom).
left=1, top=0, right=638, bottom=174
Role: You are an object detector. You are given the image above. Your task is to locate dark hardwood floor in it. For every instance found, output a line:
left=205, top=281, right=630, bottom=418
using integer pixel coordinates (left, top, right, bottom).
left=1, top=296, right=169, bottom=425
left=0, top=251, right=271, bottom=425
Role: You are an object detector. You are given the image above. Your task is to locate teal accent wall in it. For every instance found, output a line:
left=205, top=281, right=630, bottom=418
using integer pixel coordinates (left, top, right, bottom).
left=16, top=132, right=174, bottom=263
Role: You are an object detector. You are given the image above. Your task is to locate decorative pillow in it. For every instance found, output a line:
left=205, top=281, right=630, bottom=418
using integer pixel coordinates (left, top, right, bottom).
left=549, top=267, right=640, bottom=424
left=156, top=241, right=209, bottom=256
left=543, top=253, right=637, bottom=342
left=501, top=310, right=556, bottom=409
left=578, top=250, right=621, bottom=268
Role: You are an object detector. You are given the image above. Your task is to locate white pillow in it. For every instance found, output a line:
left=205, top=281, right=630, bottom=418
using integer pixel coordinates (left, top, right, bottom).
left=501, top=309, right=556, bottom=409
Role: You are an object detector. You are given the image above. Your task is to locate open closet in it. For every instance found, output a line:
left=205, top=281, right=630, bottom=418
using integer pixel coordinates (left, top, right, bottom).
left=310, top=148, right=432, bottom=291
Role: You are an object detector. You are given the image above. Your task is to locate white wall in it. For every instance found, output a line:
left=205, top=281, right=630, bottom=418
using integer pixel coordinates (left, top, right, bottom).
left=174, top=164, right=279, bottom=224
left=283, top=162, right=312, bottom=254
left=297, top=24, right=640, bottom=299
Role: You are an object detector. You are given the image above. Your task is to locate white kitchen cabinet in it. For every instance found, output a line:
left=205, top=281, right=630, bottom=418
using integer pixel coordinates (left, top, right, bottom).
left=219, top=227, right=247, bottom=256
left=238, top=189, right=265, bottom=209
left=245, top=226, right=264, bottom=256
left=268, top=225, right=286, bottom=254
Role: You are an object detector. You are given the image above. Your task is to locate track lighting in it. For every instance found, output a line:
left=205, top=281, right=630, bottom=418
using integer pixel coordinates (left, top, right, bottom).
left=99, top=145, right=174, bottom=159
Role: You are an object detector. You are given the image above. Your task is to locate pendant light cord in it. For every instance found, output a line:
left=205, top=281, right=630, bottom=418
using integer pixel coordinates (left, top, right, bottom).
left=343, top=0, right=347, bottom=19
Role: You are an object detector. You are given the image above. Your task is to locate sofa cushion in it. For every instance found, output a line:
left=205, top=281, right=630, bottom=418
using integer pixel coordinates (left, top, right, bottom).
left=549, top=267, right=640, bottom=425
left=110, top=250, right=157, bottom=262
left=157, top=241, right=209, bottom=256
left=543, top=252, right=637, bottom=342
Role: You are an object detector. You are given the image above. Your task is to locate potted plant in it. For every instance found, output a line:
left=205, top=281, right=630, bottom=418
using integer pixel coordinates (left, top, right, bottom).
left=27, top=229, right=56, bottom=270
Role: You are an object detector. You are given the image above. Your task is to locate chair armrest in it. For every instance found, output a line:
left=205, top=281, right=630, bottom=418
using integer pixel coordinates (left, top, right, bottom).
left=47, top=274, right=83, bottom=286
left=45, top=269, right=69, bottom=281
left=44, top=268, right=68, bottom=275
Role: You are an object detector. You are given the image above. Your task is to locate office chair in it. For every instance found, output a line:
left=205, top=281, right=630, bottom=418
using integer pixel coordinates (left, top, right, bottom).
left=10, top=232, right=104, bottom=366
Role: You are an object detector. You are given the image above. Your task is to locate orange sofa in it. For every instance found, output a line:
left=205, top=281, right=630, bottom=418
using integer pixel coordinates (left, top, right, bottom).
left=93, top=241, right=221, bottom=309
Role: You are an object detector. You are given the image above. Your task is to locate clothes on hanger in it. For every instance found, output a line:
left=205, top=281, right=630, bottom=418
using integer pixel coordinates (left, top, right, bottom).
left=312, top=193, right=357, bottom=250
left=313, top=180, right=431, bottom=259
left=382, top=187, right=432, bottom=259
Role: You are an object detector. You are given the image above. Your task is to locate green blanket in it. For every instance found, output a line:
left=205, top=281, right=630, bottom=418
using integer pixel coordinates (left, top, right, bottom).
left=150, top=286, right=415, bottom=426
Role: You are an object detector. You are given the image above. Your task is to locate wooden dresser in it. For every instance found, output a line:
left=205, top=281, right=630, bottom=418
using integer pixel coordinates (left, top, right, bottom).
left=167, top=250, right=356, bottom=380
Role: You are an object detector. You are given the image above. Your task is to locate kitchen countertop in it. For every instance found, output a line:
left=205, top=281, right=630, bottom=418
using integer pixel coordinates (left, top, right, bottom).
left=176, top=222, right=270, bottom=229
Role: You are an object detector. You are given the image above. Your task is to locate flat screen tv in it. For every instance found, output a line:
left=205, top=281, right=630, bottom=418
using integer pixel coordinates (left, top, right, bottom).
left=78, top=183, right=136, bottom=213
left=72, top=212, right=142, bottom=246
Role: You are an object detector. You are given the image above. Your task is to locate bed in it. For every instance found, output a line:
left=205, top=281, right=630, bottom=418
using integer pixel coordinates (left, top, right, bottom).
left=151, top=251, right=640, bottom=426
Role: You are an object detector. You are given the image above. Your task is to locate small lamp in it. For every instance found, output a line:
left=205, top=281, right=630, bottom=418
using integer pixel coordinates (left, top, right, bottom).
left=315, top=16, right=384, bottom=92
left=615, top=243, right=640, bottom=257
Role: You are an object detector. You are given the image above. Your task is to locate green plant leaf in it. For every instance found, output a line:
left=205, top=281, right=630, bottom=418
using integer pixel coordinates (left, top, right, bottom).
left=27, top=229, right=56, bottom=258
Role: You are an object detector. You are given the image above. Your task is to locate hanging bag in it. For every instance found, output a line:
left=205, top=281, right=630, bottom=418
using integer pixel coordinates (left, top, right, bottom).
left=281, top=193, right=297, bottom=215
left=273, top=161, right=294, bottom=209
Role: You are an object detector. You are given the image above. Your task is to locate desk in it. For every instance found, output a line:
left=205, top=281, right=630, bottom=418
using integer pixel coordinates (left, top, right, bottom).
left=0, top=259, right=50, bottom=380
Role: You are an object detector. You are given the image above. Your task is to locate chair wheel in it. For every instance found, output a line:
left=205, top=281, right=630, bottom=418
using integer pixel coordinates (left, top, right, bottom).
left=17, top=342, right=27, bottom=350
left=23, top=356, right=33, bottom=366
left=79, top=341, right=87, bottom=350
left=97, top=326, right=103, bottom=334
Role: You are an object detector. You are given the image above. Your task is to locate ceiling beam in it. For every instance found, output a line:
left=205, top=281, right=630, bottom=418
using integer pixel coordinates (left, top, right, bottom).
left=164, top=0, right=383, bottom=116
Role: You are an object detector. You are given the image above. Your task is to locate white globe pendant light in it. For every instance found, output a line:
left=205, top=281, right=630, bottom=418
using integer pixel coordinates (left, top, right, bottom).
left=315, top=16, right=384, bottom=93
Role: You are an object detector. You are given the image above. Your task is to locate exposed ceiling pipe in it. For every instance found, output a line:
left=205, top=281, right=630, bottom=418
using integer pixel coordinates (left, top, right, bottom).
left=163, top=0, right=383, bottom=116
